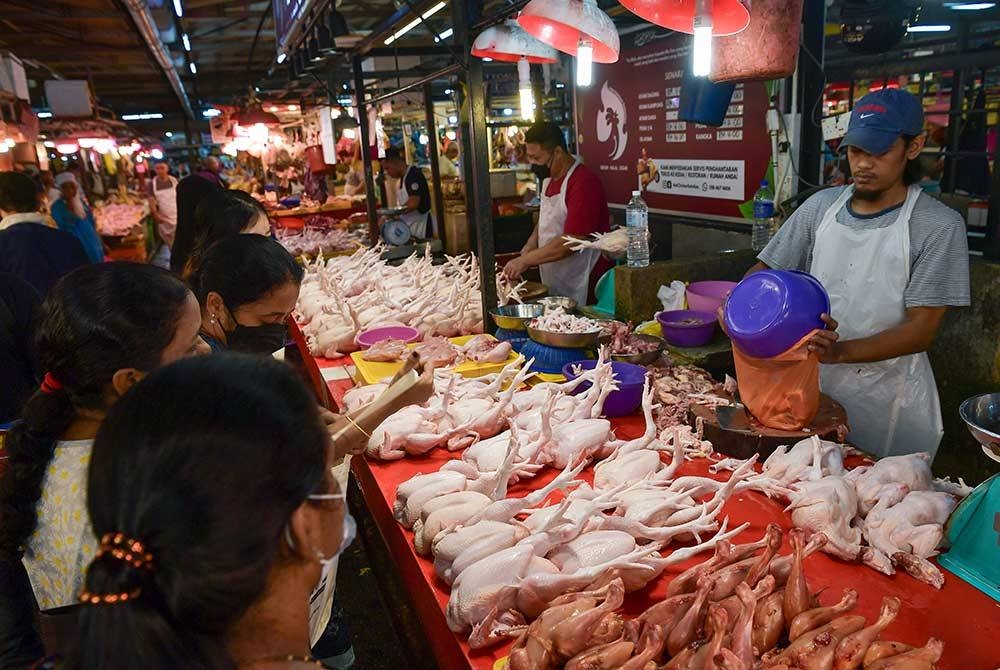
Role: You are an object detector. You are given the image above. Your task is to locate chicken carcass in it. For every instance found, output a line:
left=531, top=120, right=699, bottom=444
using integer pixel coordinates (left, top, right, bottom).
left=762, top=435, right=846, bottom=484
left=785, top=475, right=863, bottom=561
left=861, top=490, right=958, bottom=588
left=361, top=337, right=409, bottom=362
left=846, top=453, right=934, bottom=516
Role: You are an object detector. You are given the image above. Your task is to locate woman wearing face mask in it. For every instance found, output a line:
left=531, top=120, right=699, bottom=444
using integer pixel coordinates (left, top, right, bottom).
left=501, top=120, right=612, bottom=305
left=0, top=263, right=208, bottom=666
left=67, top=354, right=351, bottom=670
left=179, top=189, right=273, bottom=280
left=193, top=234, right=303, bottom=355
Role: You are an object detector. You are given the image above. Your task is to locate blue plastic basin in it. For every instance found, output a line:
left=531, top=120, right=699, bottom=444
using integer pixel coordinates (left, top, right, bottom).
left=723, top=269, right=830, bottom=359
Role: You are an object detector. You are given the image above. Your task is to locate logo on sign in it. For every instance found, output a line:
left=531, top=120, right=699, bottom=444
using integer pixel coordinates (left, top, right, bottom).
left=596, top=82, right=628, bottom=161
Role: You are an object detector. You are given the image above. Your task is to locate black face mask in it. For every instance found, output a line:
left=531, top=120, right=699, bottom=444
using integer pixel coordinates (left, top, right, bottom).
left=227, top=321, right=289, bottom=355
left=530, top=163, right=551, bottom=181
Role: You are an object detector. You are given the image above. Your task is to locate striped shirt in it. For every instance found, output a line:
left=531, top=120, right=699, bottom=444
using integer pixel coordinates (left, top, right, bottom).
left=759, top=186, right=971, bottom=308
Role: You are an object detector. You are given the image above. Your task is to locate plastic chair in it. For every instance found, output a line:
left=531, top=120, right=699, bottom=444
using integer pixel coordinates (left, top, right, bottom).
left=589, top=266, right=616, bottom=317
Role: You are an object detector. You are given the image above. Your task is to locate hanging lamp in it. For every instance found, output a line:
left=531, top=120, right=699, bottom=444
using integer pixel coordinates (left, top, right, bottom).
left=517, top=0, right=620, bottom=63
left=235, top=89, right=282, bottom=126
left=617, top=0, right=751, bottom=35
left=471, top=19, right=559, bottom=63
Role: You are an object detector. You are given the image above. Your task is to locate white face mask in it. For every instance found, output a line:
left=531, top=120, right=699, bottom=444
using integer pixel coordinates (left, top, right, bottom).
left=284, top=493, right=356, bottom=585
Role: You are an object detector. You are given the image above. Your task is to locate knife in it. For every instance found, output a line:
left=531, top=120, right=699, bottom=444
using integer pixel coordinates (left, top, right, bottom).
left=716, top=403, right=754, bottom=432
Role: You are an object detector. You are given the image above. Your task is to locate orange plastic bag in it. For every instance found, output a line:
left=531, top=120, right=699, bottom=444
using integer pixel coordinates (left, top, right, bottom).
left=732, top=331, right=820, bottom=431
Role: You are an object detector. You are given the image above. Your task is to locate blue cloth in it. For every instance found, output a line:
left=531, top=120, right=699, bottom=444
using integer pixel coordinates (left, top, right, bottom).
left=0, top=220, right=90, bottom=297
left=201, top=332, right=226, bottom=353
left=50, top=200, right=104, bottom=264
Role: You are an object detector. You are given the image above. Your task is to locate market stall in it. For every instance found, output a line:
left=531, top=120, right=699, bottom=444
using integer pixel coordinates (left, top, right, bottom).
left=291, top=244, right=997, bottom=669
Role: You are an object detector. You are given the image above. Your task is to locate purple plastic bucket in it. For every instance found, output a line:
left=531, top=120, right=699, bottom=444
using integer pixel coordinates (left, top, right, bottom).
left=723, top=269, right=830, bottom=359
left=355, top=325, right=421, bottom=349
left=562, top=360, right=646, bottom=417
left=687, top=281, right=738, bottom=313
left=656, top=310, right=717, bottom=347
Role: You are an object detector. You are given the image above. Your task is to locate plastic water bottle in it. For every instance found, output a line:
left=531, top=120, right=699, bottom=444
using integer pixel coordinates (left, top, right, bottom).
left=626, top=190, right=650, bottom=268
left=752, top=179, right=775, bottom=252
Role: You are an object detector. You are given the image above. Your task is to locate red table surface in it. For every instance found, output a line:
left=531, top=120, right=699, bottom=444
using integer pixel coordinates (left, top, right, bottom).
left=311, top=354, right=1000, bottom=670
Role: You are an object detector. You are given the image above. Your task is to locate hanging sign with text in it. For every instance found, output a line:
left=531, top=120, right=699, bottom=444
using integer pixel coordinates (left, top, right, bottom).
left=577, top=29, right=771, bottom=218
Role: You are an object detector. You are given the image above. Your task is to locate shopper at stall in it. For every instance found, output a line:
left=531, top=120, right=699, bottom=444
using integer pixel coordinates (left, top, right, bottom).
left=752, top=88, right=970, bottom=460
left=64, top=354, right=342, bottom=670
left=172, top=164, right=223, bottom=274
left=502, top=121, right=611, bottom=305
left=50, top=173, right=105, bottom=264
left=0, top=272, right=39, bottom=425
left=147, top=161, right=179, bottom=269
left=0, top=172, right=90, bottom=296
left=193, top=234, right=303, bottom=354
left=380, top=146, right=434, bottom=238
left=0, top=263, right=207, bottom=623
left=180, top=189, right=272, bottom=280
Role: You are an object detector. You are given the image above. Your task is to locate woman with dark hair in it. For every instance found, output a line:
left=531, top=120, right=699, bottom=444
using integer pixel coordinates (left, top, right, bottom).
left=180, top=189, right=272, bottom=280
left=69, top=354, right=349, bottom=670
left=193, top=234, right=304, bottom=355
left=0, top=263, right=209, bottom=615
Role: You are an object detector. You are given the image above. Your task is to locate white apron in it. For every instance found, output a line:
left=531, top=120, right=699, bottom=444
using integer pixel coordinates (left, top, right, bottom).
left=809, top=185, right=943, bottom=460
left=396, top=166, right=433, bottom=239
left=538, top=161, right=599, bottom=305
left=153, top=176, right=178, bottom=247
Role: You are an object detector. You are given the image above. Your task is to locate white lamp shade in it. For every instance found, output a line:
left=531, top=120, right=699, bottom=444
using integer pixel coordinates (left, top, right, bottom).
left=472, top=19, right=560, bottom=63
left=517, top=0, right=620, bottom=63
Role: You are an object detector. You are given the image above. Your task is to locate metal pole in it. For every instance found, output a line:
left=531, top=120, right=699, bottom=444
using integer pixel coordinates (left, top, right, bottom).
left=424, top=82, right=446, bottom=247
left=944, top=23, right=970, bottom=194
left=353, top=55, right=381, bottom=245
left=362, top=64, right=462, bottom=107
left=797, top=0, right=825, bottom=190
left=453, top=0, right=497, bottom=327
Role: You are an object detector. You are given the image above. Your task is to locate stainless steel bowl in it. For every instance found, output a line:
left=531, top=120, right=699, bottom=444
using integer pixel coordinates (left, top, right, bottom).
left=597, top=333, right=666, bottom=365
left=960, top=393, right=1000, bottom=464
left=534, top=296, right=578, bottom=313
left=489, top=303, right=545, bottom=331
left=526, top=325, right=601, bottom=349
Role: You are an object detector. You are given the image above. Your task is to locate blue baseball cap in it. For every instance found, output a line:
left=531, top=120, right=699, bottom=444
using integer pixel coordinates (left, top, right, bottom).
left=841, top=88, right=924, bottom=155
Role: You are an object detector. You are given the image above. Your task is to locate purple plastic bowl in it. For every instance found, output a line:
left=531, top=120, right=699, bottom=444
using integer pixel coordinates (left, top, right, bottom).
left=723, top=269, right=830, bottom=359
left=686, top=280, right=738, bottom=313
left=656, top=310, right=717, bottom=348
left=561, top=360, right=647, bottom=417
left=355, top=325, right=421, bottom=349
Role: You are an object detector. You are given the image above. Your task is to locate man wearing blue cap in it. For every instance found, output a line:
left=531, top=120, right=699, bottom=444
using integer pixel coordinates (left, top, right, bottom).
left=751, top=88, right=970, bottom=461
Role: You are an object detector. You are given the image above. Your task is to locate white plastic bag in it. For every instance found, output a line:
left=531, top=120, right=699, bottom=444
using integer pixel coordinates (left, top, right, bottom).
left=657, top=280, right=687, bottom=312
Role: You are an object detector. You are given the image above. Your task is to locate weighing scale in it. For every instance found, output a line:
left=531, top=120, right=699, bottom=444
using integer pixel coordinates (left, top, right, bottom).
left=494, top=328, right=530, bottom=354
left=378, top=207, right=411, bottom=246
left=519, top=340, right=587, bottom=374
left=938, top=393, right=1000, bottom=602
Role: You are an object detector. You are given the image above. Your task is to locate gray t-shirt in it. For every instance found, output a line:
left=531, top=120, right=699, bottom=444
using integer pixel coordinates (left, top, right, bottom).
left=759, top=186, right=970, bottom=308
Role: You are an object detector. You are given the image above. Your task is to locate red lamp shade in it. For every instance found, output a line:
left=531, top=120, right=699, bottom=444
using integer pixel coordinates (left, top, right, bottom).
left=472, top=19, right=560, bottom=63
left=517, top=0, right=620, bottom=63
left=618, top=0, right=751, bottom=36
left=235, top=102, right=281, bottom=126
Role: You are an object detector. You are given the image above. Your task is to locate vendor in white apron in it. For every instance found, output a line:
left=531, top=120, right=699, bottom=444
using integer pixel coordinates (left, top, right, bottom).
left=749, top=89, right=970, bottom=461
left=380, top=147, right=434, bottom=239
left=502, top=121, right=611, bottom=306
left=148, top=161, right=178, bottom=268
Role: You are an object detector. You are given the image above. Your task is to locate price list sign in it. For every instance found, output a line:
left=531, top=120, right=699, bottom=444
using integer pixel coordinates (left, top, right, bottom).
left=578, top=29, right=771, bottom=218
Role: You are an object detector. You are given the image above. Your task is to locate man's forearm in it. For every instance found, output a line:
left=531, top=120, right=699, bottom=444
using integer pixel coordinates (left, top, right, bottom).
left=521, top=226, right=539, bottom=253
left=832, top=309, right=946, bottom=364
left=519, top=238, right=573, bottom=268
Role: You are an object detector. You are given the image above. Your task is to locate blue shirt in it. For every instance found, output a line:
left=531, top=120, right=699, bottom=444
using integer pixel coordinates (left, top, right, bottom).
left=50, top=200, right=104, bottom=264
left=0, top=215, right=91, bottom=297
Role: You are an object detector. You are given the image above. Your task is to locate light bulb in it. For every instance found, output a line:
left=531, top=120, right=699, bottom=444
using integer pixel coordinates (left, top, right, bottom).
left=576, top=40, right=593, bottom=87
left=692, top=0, right=713, bottom=77
left=517, top=57, right=534, bottom=121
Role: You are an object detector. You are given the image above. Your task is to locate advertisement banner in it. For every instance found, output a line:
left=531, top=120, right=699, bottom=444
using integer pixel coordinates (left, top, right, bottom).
left=577, top=29, right=772, bottom=219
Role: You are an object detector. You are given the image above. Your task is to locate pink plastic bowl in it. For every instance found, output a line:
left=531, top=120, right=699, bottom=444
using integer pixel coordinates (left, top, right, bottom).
left=686, top=281, right=738, bottom=313
left=355, top=325, right=421, bottom=349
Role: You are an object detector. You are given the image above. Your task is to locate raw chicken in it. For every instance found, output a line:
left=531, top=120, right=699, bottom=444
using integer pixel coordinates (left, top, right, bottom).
left=834, top=596, right=900, bottom=670
left=459, top=334, right=513, bottom=363
left=788, top=588, right=859, bottom=641
left=361, top=337, right=410, bottom=362
left=785, top=476, right=863, bottom=561
left=762, top=435, right=846, bottom=484
left=413, top=336, right=460, bottom=368
left=762, top=615, right=867, bottom=669
left=846, top=453, right=934, bottom=516
left=562, top=228, right=628, bottom=255
left=864, top=638, right=943, bottom=670
left=861, top=490, right=958, bottom=588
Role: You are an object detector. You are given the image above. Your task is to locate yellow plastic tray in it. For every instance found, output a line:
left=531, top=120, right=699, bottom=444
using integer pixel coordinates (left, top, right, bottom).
left=350, top=334, right=520, bottom=385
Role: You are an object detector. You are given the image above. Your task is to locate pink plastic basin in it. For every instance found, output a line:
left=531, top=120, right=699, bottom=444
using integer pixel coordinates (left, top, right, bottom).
left=687, top=281, right=738, bottom=314
left=355, top=325, right=421, bottom=349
